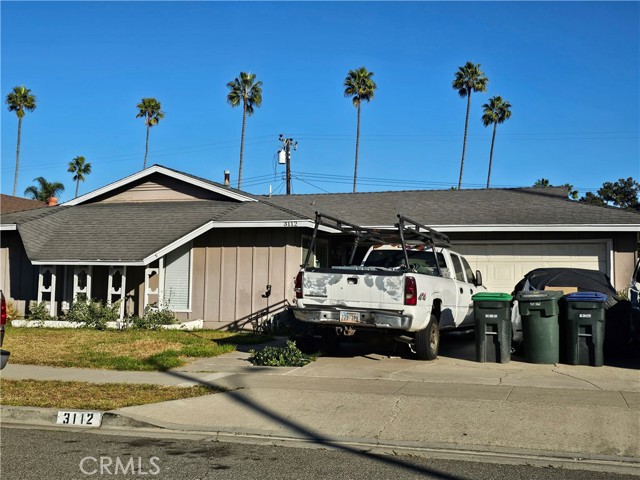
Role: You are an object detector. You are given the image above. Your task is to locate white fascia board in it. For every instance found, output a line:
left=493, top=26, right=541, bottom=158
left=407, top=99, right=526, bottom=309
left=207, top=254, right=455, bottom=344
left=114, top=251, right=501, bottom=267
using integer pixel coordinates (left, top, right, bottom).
left=143, top=220, right=216, bottom=265
left=364, top=224, right=640, bottom=233
left=0, top=224, right=17, bottom=231
left=61, top=165, right=257, bottom=206
left=212, top=220, right=340, bottom=233
left=31, top=260, right=146, bottom=266
left=142, top=219, right=330, bottom=265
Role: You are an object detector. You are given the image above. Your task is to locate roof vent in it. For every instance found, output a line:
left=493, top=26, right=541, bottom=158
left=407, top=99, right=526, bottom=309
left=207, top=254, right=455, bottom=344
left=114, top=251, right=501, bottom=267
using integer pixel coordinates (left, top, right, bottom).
left=224, top=170, right=230, bottom=187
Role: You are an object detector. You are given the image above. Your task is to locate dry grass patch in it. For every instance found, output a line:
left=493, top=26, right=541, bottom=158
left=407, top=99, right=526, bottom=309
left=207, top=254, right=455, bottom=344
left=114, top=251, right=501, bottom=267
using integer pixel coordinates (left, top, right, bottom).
left=0, top=379, right=222, bottom=410
left=3, top=327, right=271, bottom=371
left=91, top=339, right=185, bottom=359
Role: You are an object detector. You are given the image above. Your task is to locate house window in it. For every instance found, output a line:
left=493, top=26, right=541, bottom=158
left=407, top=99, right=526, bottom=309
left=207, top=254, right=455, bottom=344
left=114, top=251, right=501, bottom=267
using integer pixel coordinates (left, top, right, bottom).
left=164, top=242, right=191, bottom=311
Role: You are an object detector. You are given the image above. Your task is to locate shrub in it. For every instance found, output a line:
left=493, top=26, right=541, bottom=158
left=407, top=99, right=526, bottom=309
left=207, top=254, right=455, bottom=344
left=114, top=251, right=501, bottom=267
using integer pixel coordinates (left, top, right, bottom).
left=131, top=305, right=177, bottom=330
left=249, top=340, right=315, bottom=367
left=27, top=302, right=55, bottom=321
left=5, top=300, right=20, bottom=321
left=66, top=298, right=120, bottom=330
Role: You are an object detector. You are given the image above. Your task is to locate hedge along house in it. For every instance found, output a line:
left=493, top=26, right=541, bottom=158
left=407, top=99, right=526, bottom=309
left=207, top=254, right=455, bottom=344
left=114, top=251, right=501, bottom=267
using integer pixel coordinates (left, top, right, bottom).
left=1, top=164, right=639, bottom=329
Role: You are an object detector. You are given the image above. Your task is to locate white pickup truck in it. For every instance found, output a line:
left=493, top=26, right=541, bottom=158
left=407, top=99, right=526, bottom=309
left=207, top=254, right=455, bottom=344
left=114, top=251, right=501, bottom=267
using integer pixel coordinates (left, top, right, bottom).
left=292, top=214, right=485, bottom=360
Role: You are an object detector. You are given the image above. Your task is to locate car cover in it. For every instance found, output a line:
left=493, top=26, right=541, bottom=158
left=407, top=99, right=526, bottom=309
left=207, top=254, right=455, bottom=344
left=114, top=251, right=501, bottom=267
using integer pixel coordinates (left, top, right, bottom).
left=512, top=268, right=620, bottom=308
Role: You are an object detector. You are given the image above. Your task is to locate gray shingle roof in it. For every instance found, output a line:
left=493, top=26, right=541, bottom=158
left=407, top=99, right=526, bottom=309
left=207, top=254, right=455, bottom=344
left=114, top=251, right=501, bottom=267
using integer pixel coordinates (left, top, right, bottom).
left=17, top=201, right=237, bottom=262
left=15, top=199, right=309, bottom=263
left=261, top=188, right=640, bottom=226
left=5, top=168, right=639, bottom=265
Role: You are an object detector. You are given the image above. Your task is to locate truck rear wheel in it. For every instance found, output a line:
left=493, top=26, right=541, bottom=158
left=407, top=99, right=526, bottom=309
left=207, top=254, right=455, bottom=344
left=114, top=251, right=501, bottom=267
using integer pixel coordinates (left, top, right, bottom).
left=415, top=315, right=439, bottom=360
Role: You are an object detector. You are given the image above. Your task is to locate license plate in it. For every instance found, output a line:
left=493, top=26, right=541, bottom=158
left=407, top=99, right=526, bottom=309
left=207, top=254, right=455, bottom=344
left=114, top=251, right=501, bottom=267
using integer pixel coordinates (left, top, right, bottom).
left=339, top=311, right=360, bottom=323
left=56, top=411, right=102, bottom=427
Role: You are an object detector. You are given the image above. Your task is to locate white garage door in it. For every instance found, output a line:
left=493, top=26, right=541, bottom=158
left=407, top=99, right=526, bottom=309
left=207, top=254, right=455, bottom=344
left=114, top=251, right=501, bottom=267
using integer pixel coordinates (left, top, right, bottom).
left=453, top=242, right=610, bottom=293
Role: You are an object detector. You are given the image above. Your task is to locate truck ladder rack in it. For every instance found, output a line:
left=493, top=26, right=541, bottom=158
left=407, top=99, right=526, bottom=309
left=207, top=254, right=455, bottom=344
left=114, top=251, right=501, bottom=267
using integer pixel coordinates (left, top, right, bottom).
left=396, top=215, right=451, bottom=248
left=304, top=212, right=387, bottom=267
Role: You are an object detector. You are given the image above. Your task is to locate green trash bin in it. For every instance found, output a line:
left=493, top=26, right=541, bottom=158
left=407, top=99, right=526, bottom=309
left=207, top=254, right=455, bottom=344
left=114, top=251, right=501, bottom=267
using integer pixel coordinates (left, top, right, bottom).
left=516, top=290, right=563, bottom=364
left=472, top=292, right=513, bottom=363
left=561, top=292, right=607, bottom=366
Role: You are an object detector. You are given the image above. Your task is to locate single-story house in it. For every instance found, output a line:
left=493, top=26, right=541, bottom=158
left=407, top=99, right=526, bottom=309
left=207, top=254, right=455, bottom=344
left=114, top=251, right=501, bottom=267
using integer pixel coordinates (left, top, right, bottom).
left=1, top=165, right=638, bottom=330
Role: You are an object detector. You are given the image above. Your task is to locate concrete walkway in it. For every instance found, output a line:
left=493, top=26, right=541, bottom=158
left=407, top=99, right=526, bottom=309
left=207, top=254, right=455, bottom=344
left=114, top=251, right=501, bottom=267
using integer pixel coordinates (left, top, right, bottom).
left=2, top=337, right=639, bottom=472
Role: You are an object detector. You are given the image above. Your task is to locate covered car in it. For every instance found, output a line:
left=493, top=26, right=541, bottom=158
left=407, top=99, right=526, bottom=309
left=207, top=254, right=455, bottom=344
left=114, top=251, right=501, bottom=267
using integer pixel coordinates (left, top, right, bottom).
left=511, top=268, right=632, bottom=356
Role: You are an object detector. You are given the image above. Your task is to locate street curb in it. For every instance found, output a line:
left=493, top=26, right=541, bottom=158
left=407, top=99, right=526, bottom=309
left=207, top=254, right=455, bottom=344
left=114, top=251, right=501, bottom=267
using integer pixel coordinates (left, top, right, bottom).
left=2, top=405, right=639, bottom=476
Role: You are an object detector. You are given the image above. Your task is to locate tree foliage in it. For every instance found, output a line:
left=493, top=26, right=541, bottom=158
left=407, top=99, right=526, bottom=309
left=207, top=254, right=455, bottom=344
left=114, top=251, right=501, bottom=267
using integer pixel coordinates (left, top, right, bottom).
left=581, top=177, right=640, bottom=211
left=227, top=72, right=263, bottom=190
left=136, top=97, right=164, bottom=169
left=452, top=61, right=488, bottom=190
left=344, top=66, right=377, bottom=193
left=481, top=95, right=512, bottom=188
left=68, top=155, right=92, bottom=198
left=6, top=85, right=37, bottom=196
left=24, top=176, right=65, bottom=203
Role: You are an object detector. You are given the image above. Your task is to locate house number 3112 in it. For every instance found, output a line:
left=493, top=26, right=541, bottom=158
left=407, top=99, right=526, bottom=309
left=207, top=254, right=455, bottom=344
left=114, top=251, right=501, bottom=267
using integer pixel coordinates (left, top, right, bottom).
left=284, top=221, right=298, bottom=227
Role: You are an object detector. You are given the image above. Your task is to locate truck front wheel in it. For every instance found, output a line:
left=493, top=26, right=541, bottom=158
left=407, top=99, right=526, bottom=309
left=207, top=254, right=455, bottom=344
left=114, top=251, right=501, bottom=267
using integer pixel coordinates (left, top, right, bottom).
left=415, top=315, right=439, bottom=360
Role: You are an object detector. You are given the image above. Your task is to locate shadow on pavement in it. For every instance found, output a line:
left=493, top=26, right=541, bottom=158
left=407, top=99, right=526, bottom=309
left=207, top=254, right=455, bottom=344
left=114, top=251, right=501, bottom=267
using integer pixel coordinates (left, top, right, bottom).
left=150, top=365, right=465, bottom=480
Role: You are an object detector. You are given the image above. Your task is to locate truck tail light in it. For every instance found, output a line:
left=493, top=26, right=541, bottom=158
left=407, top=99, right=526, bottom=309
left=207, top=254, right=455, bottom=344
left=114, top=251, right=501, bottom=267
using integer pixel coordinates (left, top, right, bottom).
left=295, top=271, right=303, bottom=299
left=404, top=276, right=417, bottom=306
left=0, top=296, right=6, bottom=326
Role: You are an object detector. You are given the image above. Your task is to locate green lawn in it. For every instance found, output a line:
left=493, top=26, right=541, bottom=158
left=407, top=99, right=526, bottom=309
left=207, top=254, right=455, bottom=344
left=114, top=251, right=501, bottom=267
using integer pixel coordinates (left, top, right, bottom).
left=3, top=327, right=271, bottom=371
left=1, top=379, right=223, bottom=410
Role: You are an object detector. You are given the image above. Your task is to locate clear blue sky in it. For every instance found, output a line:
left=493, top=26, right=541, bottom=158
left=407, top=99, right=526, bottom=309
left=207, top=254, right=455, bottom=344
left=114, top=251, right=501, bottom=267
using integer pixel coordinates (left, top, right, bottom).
left=2, top=1, right=639, bottom=201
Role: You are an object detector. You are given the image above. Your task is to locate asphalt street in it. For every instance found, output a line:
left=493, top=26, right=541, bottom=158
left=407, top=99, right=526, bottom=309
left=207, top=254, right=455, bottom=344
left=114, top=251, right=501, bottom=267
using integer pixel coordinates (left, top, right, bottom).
left=2, top=426, right=637, bottom=480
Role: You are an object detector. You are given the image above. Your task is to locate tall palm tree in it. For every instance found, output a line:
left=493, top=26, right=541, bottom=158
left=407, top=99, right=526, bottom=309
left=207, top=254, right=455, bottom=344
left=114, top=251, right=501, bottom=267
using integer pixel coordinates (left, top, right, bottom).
left=24, top=177, right=65, bottom=203
left=68, top=155, right=92, bottom=198
left=226, top=72, right=263, bottom=190
left=481, top=96, right=512, bottom=188
left=452, top=61, right=488, bottom=189
left=136, top=97, right=164, bottom=169
left=344, top=67, right=377, bottom=193
left=5, top=85, right=37, bottom=196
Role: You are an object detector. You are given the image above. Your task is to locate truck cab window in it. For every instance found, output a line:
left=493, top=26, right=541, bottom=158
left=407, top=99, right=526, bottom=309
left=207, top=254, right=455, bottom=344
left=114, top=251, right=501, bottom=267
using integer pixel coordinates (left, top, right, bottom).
left=461, top=257, right=476, bottom=284
left=450, top=254, right=466, bottom=282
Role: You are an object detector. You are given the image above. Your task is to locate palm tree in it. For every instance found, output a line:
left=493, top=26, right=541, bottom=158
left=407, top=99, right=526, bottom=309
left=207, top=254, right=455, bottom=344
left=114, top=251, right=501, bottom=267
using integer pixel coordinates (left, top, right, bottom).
left=534, top=178, right=550, bottom=187
left=68, top=156, right=92, bottom=198
left=481, top=96, right=512, bottom=188
left=136, top=98, right=164, bottom=169
left=226, top=72, right=263, bottom=190
left=24, top=177, right=65, bottom=203
left=344, top=67, right=377, bottom=193
left=452, top=61, right=488, bottom=189
left=5, top=85, right=37, bottom=196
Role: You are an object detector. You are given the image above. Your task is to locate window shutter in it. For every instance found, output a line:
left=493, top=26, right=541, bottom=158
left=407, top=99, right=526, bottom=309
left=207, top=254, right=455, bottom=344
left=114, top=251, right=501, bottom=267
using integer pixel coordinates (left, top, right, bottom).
left=164, top=243, right=191, bottom=310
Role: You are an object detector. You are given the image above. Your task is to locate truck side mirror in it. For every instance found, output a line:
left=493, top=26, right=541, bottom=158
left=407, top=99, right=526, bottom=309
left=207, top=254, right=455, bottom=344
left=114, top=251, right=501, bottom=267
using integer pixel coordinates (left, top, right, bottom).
left=475, top=270, right=483, bottom=287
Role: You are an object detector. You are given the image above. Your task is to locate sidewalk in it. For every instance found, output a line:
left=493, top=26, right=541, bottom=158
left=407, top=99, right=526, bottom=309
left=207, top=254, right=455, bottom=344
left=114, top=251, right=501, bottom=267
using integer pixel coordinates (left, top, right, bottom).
left=2, top=338, right=639, bottom=472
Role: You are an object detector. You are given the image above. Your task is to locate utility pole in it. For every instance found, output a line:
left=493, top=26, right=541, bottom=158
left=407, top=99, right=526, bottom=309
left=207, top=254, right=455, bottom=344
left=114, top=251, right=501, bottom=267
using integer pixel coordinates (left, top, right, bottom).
left=278, top=134, right=298, bottom=195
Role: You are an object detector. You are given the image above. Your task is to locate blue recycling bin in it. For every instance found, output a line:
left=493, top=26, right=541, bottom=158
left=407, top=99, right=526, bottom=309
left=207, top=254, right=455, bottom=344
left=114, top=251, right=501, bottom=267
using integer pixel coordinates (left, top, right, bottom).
left=561, top=292, right=607, bottom=366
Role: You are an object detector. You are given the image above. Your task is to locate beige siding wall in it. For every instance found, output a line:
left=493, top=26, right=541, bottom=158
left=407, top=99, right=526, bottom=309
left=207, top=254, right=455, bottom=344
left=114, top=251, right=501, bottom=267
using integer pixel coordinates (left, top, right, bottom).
left=91, top=174, right=233, bottom=204
left=613, top=234, right=638, bottom=290
left=0, top=231, right=38, bottom=316
left=188, top=227, right=301, bottom=329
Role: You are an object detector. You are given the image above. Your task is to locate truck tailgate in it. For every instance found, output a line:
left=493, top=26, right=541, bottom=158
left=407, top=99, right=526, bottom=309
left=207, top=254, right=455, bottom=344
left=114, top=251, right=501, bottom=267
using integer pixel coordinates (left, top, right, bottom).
left=301, top=268, right=405, bottom=310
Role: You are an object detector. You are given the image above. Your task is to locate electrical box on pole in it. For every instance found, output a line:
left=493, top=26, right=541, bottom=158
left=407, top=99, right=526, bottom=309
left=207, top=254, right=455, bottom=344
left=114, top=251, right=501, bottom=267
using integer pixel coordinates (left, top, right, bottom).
left=279, top=134, right=298, bottom=195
